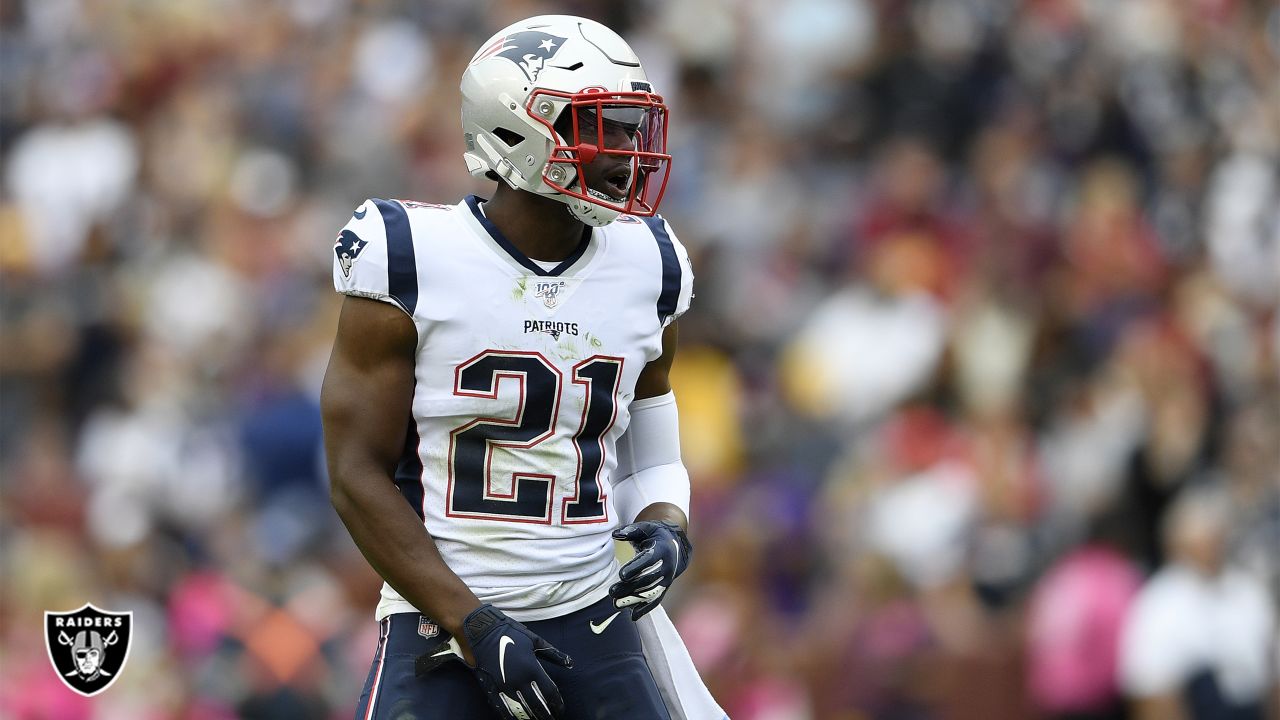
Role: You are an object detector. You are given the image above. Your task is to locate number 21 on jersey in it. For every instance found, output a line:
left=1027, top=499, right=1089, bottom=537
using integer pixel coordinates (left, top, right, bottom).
left=447, top=350, right=622, bottom=525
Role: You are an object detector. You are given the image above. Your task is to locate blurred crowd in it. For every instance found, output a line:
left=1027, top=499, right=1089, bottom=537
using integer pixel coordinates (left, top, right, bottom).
left=1, top=0, right=1277, bottom=718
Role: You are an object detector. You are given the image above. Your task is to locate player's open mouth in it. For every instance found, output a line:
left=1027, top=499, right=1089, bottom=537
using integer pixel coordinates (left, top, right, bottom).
left=601, top=168, right=631, bottom=200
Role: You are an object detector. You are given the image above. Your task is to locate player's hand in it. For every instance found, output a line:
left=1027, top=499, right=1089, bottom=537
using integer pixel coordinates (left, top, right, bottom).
left=461, top=604, right=573, bottom=720
left=609, top=521, right=693, bottom=620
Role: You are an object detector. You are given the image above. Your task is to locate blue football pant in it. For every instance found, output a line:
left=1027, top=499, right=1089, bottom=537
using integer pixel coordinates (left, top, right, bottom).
left=353, top=596, right=671, bottom=720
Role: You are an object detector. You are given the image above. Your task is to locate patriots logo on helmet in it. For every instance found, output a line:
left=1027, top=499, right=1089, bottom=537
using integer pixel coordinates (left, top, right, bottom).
left=476, top=30, right=567, bottom=82
left=334, top=229, right=367, bottom=278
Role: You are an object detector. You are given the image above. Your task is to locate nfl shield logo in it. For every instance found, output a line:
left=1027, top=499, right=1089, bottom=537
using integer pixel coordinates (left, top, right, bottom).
left=44, top=603, right=133, bottom=697
left=418, top=616, right=440, bottom=639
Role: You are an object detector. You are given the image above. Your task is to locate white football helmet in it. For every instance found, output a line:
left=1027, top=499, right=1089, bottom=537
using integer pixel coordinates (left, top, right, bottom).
left=461, top=15, right=671, bottom=226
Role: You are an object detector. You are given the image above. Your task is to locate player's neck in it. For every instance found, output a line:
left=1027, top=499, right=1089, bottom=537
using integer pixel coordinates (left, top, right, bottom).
left=482, top=186, right=587, bottom=263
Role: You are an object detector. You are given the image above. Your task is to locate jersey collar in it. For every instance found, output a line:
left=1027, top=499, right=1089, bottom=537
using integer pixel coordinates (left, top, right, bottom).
left=465, top=195, right=593, bottom=277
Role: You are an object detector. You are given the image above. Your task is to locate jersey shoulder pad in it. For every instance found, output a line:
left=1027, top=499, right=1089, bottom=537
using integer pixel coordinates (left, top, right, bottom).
left=638, top=215, right=694, bottom=325
left=332, top=198, right=420, bottom=315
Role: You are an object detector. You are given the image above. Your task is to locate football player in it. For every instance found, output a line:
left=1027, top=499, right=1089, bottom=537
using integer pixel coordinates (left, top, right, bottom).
left=321, top=15, right=725, bottom=720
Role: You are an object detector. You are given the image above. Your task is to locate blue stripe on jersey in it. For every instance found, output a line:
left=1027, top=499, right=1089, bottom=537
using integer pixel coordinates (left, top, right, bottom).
left=392, top=418, right=425, bottom=520
left=642, top=216, right=680, bottom=323
left=373, top=198, right=418, bottom=314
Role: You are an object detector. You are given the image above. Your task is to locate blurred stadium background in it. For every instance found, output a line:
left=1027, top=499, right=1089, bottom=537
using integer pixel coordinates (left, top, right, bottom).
left=1, top=0, right=1277, bottom=718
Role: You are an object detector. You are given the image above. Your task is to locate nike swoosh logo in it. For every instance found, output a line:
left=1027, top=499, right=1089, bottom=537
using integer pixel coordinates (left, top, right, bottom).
left=431, top=637, right=463, bottom=660
left=498, top=635, right=514, bottom=683
left=589, top=611, right=622, bottom=634
left=353, top=206, right=367, bottom=219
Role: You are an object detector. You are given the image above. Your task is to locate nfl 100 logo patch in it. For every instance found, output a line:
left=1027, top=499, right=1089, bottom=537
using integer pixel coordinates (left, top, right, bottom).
left=44, top=603, right=133, bottom=697
left=534, top=280, right=567, bottom=309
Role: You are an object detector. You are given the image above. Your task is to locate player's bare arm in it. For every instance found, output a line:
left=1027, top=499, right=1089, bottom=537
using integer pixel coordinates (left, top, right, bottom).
left=321, top=295, right=482, bottom=661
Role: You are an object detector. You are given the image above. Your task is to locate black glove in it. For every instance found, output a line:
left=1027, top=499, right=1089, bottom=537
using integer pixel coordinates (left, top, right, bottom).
left=461, top=604, right=573, bottom=720
left=609, top=521, right=693, bottom=620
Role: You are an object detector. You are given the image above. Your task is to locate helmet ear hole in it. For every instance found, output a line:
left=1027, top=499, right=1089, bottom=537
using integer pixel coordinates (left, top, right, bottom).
left=493, top=127, right=525, bottom=147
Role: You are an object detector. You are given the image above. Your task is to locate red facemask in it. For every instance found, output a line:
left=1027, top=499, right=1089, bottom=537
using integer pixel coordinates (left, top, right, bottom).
left=528, top=88, right=672, bottom=217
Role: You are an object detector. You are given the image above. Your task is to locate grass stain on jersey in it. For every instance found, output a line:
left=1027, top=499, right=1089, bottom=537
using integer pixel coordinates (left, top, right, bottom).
left=585, top=333, right=604, bottom=349
left=512, top=277, right=527, bottom=301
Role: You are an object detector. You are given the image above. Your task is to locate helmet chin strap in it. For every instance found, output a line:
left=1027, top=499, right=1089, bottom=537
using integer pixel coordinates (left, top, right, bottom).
left=566, top=188, right=622, bottom=226
left=549, top=175, right=620, bottom=226
left=536, top=159, right=621, bottom=226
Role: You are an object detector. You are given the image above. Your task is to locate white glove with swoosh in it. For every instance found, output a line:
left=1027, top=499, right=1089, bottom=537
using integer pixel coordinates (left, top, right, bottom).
left=461, top=604, right=573, bottom=720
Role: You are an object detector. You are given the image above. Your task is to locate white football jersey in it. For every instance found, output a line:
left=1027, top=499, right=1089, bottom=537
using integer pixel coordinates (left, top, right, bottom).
left=332, top=195, right=693, bottom=622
